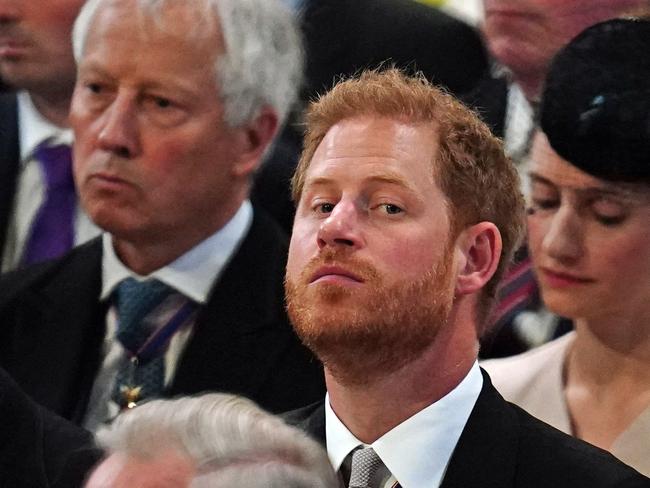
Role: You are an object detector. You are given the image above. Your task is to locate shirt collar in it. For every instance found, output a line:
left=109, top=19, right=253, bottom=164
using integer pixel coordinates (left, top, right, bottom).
left=326, top=361, right=483, bottom=488
left=17, top=91, right=73, bottom=162
left=101, top=200, right=253, bottom=304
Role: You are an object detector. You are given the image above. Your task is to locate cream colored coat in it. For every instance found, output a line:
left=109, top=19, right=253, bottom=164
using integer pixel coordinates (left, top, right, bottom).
left=482, top=332, right=650, bottom=477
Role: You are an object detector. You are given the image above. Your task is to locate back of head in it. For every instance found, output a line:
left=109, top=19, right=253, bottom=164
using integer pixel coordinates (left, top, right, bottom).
left=94, top=394, right=337, bottom=488
left=540, top=18, right=650, bottom=184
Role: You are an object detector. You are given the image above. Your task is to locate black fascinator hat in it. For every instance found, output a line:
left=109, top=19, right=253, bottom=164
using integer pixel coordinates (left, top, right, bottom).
left=540, top=18, right=650, bottom=184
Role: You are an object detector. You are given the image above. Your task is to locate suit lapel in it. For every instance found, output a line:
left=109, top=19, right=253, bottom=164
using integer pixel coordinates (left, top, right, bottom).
left=0, top=93, right=20, bottom=262
left=283, top=400, right=327, bottom=445
left=441, top=369, right=517, bottom=487
left=5, top=240, right=106, bottom=422
left=169, top=211, right=291, bottom=401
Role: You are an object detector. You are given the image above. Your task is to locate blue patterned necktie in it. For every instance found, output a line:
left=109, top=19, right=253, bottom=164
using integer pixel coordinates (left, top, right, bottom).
left=111, top=278, right=175, bottom=408
left=21, top=143, right=76, bottom=266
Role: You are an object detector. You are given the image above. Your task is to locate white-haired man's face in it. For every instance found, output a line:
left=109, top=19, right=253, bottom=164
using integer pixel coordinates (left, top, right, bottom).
left=70, top=0, right=260, bottom=271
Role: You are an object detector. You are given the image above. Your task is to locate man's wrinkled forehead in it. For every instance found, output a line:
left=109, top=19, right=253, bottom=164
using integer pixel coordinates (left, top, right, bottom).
left=83, top=0, right=221, bottom=53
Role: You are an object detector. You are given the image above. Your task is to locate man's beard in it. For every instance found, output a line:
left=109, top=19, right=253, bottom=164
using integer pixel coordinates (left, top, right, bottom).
left=285, top=246, right=455, bottom=387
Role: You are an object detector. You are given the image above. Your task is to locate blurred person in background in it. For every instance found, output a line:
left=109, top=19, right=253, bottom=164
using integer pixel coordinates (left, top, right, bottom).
left=471, top=0, right=648, bottom=358
left=483, top=18, right=650, bottom=476
left=0, top=0, right=100, bottom=271
left=0, top=0, right=323, bottom=429
left=85, top=393, right=338, bottom=488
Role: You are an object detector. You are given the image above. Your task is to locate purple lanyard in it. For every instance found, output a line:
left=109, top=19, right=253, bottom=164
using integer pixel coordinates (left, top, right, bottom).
left=125, top=300, right=197, bottom=363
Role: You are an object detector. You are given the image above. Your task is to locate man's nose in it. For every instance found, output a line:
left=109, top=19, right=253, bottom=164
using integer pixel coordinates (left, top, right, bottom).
left=96, top=93, right=141, bottom=158
left=316, top=200, right=363, bottom=250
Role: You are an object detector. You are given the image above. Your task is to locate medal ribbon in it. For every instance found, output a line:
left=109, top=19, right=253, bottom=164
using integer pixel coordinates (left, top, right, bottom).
left=124, top=300, right=197, bottom=363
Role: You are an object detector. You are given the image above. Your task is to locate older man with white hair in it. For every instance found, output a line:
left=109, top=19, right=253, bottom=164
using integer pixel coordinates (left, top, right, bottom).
left=85, top=393, right=338, bottom=488
left=0, top=0, right=324, bottom=428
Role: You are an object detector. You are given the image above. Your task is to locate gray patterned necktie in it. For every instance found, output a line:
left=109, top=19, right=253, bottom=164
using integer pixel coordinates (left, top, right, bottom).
left=349, top=447, right=383, bottom=488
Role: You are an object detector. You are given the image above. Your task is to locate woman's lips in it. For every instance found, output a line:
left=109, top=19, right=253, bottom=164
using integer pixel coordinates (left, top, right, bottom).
left=539, top=267, right=595, bottom=288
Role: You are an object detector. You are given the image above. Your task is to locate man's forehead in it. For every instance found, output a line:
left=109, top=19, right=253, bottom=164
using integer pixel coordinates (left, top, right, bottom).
left=88, top=0, right=220, bottom=43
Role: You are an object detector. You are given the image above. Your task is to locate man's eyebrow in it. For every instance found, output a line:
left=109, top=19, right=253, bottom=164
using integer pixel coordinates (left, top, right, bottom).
left=78, top=62, right=200, bottom=99
left=304, top=173, right=420, bottom=193
left=77, top=63, right=116, bottom=82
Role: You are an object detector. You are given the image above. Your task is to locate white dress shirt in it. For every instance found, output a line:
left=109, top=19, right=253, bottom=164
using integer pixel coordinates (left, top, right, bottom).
left=326, top=361, right=483, bottom=488
left=1, top=91, right=99, bottom=272
left=83, top=201, right=253, bottom=430
left=503, top=82, right=536, bottom=194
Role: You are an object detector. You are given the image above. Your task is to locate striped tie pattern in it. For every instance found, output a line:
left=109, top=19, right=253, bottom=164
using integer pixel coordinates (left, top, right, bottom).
left=111, top=278, right=174, bottom=407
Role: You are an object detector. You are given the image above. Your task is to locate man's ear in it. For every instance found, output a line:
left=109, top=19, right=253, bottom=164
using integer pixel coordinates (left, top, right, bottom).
left=231, top=106, right=279, bottom=178
left=454, top=222, right=502, bottom=296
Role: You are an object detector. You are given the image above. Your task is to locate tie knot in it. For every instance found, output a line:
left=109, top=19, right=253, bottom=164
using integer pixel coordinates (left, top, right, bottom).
left=115, top=278, right=175, bottom=350
left=34, top=142, right=74, bottom=191
left=349, top=447, right=383, bottom=488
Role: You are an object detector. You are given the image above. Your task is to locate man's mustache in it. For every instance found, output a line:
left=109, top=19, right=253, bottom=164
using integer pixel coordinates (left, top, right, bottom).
left=299, top=248, right=381, bottom=284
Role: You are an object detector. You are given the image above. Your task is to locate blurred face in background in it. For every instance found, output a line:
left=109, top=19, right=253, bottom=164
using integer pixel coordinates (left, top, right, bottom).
left=526, top=132, right=650, bottom=322
left=482, top=0, right=643, bottom=98
left=0, top=0, right=84, bottom=95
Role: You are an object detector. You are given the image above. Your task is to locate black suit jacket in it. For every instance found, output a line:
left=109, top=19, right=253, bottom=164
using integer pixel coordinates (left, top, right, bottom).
left=300, top=0, right=488, bottom=98
left=0, top=367, right=100, bottom=487
left=462, top=74, right=509, bottom=139
left=0, top=209, right=325, bottom=423
left=0, top=92, right=20, bottom=267
left=284, top=370, right=648, bottom=487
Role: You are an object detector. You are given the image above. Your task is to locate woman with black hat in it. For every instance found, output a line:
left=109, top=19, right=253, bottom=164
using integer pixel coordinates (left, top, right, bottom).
left=483, top=17, right=650, bottom=477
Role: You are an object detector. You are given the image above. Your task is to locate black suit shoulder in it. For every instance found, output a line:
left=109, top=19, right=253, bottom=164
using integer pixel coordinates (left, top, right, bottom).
left=510, top=405, right=647, bottom=487
left=442, top=371, right=648, bottom=487
left=170, top=208, right=325, bottom=413
left=461, top=74, right=509, bottom=138
left=0, top=215, right=325, bottom=422
left=283, top=372, right=648, bottom=487
left=0, top=238, right=108, bottom=422
left=0, top=367, right=99, bottom=487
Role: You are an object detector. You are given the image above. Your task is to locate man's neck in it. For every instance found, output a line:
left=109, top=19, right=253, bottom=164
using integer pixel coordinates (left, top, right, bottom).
left=111, top=196, right=247, bottom=276
left=28, top=90, right=73, bottom=129
left=325, top=315, right=478, bottom=444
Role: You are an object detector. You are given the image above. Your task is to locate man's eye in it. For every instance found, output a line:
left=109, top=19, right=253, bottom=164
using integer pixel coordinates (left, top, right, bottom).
left=316, top=203, right=335, bottom=214
left=379, top=203, right=403, bottom=215
left=86, top=82, right=102, bottom=94
left=154, top=97, right=171, bottom=108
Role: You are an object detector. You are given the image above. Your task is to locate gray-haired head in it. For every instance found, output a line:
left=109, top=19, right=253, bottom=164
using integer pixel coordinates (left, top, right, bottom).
left=94, top=394, right=337, bottom=488
left=72, top=0, right=303, bottom=128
